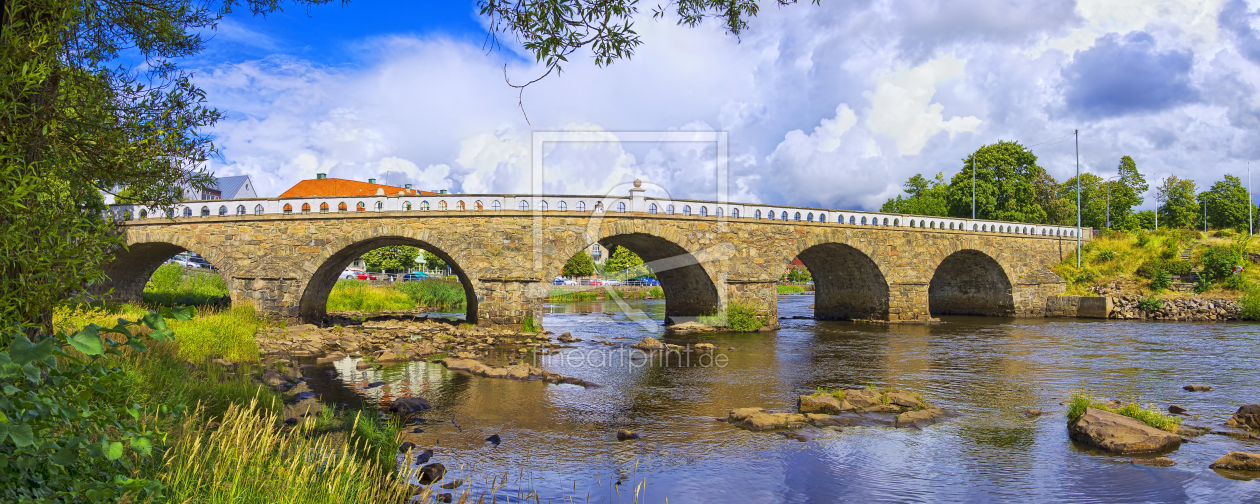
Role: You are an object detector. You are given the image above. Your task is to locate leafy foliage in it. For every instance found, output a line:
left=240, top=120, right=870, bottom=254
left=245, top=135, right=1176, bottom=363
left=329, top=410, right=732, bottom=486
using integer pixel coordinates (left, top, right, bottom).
left=561, top=250, right=596, bottom=277
left=725, top=303, right=764, bottom=332
left=1157, top=175, right=1200, bottom=229
left=143, top=263, right=230, bottom=306
left=1137, top=296, right=1164, bottom=312
left=361, top=246, right=420, bottom=273
left=421, top=250, right=448, bottom=272
left=1149, top=271, right=1172, bottom=291
left=0, top=307, right=190, bottom=501
left=1198, top=174, right=1257, bottom=233
left=1136, top=259, right=1193, bottom=278
left=1200, top=245, right=1242, bottom=283
left=880, top=172, right=950, bottom=216
left=947, top=141, right=1053, bottom=223
left=604, top=246, right=654, bottom=280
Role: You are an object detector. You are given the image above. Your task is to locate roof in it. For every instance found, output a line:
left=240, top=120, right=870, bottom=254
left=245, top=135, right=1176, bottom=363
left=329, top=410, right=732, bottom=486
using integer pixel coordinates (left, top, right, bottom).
left=278, top=178, right=442, bottom=198
left=214, top=175, right=251, bottom=198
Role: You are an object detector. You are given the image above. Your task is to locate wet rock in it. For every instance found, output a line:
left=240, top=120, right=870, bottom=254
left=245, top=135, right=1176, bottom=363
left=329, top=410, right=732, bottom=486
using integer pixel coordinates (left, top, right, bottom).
left=1182, top=384, right=1212, bottom=392
left=435, top=493, right=453, bottom=503
left=283, top=417, right=297, bottom=425
left=315, top=353, right=346, bottom=364
left=667, top=321, right=719, bottom=333
left=398, top=442, right=416, bottom=454
left=780, top=425, right=827, bottom=442
left=1210, top=451, right=1260, bottom=471
left=843, top=389, right=882, bottom=409
left=364, top=381, right=386, bottom=389
left=388, top=397, right=432, bottom=413
left=557, top=332, right=581, bottom=343
left=1132, top=457, right=1176, bottom=467
left=799, top=394, right=847, bottom=414
left=412, top=428, right=425, bottom=434
left=262, top=370, right=286, bottom=387
left=1021, top=408, right=1043, bottom=418
left=1226, top=404, right=1260, bottom=431
left=728, top=408, right=808, bottom=431
left=485, top=434, right=501, bottom=445
left=418, top=463, right=446, bottom=485
left=895, top=408, right=945, bottom=429
left=1168, top=404, right=1187, bottom=415
left=440, top=478, right=464, bottom=490
left=438, top=358, right=599, bottom=388
left=415, top=449, right=433, bottom=465
left=631, top=337, right=665, bottom=350
left=1068, top=408, right=1182, bottom=454
left=355, top=361, right=373, bottom=371
left=282, top=397, right=322, bottom=420
left=616, top=429, right=641, bottom=441
left=694, top=343, right=715, bottom=352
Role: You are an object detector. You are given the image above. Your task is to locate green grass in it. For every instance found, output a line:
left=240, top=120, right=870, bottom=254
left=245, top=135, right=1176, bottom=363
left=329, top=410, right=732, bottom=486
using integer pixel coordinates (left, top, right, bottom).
left=1066, top=391, right=1182, bottom=433
left=143, top=263, right=230, bottom=306
left=327, top=280, right=416, bottom=312
left=777, top=284, right=806, bottom=294
left=54, top=303, right=265, bottom=362
left=521, top=315, right=540, bottom=332
left=696, top=303, right=764, bottom=331
left=391, top=278, right=466, bottom=309
left=547, top=286, right=665, bottom=301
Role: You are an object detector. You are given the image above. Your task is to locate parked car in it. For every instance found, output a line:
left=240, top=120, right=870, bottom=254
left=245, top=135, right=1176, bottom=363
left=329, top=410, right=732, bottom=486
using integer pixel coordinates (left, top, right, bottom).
left=168, top=255, right=197, bottom=268
left=340, top=268, right=362, bottom=279
left=603, top=279, right=623, bottom=286
left=580, top=279, right=604, bottom=286
left=357, top=271, right=378, bottom=281
left=401, top=272, right=429, bottom=281
left=638, top=278, right=660, bottom=286
left=189, top=256, right=214, bottom=270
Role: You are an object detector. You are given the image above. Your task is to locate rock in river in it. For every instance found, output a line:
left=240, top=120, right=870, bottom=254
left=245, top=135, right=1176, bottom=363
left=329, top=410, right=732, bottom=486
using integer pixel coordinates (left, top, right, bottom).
left=727, top=408, right=809, bottom=431
left=1182, top=384, right=1212, bottom=392
left=617, top=429, right=641, bottom=441
left=843, top=389, right=882, bottom=409
left=388, top=397, right=432, bottom=413
left=1168, top=404, right=1187, bottom=415
left=1209, top=451, right=1260, bottom=471
left=418, top=463, right=446, bottom=485
left=437, top=358, right=599, bottom=388
left=895, top=408, right=946, bottom=428
left=1068, top=408, right=1182, bottom=454
left=1132, top=457, right=1176, bottom=467
left=1226, top=404, right=1260, bottom=431
left=798, top=394, right=849, bottom=414
left=631, top=337, right=665, bottom=350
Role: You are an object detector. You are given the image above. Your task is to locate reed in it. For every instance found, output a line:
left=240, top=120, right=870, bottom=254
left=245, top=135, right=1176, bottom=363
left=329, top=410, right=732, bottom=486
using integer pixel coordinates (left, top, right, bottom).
left=1066, top=391, right=1181, bottom=432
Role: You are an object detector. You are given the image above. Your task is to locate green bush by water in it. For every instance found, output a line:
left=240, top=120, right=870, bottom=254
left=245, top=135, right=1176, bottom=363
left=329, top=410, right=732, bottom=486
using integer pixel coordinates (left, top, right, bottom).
left=143, top=263, right=229, bottom=306
left=777, top=284, right=806, bottom=294
left=726, top=303, right=765, bottom=332
left=1066, top=391, right=1181, bottom=433
left=392, top=279, right=466, bottom=309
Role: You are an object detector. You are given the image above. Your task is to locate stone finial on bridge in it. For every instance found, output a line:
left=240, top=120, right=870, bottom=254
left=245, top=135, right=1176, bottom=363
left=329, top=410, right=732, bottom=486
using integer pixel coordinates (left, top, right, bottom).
left=630, top=178, right=646, bottom=212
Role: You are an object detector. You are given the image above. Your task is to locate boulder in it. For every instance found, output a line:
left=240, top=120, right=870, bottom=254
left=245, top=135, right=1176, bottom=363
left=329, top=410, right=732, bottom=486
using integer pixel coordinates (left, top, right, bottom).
left=843, top=389, right=882, bottom=409
left=388, top=397, right=432, bottom=413
left=728, top=408, right=808, bottom=431
left=694, top=343, right=715, bottom=352
left=632, top=337, right=665, bottom=350
left=616, top=429, right=641, bottom=441
left=282, top=397, right=322, bottom=420
left=1168, top=404, right=1187, bottom=415
left=1021, top=408, right=1043, bottom=418
left=355, top=360, right=373, bottom=371
left=886, top=392, right=921, bottom=409
left=418, top=463, right=446, bottom=485
left=1182, top=384, right=1213, bottom=392
left=1209, top=451, right=1260, bottom=471
left=1132, top=457, right=1176, bottom=467
left=799, top=394, right=846, bottom=414
left=780, top=425, right=827, bottom=442
left=1069, top=408, right=1182, bottom=453
left=315, top=353, right=346, bottom=364
left=896, top=408, right=945, bottom=428
left=557, top=332, right=581, bottom=343
left=1226, top=405, right=1260, bottom=431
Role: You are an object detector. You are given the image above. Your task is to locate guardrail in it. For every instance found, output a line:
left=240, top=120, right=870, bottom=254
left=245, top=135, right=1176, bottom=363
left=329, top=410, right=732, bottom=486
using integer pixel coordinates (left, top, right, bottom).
left=106, top=192, right=1087, bottom=238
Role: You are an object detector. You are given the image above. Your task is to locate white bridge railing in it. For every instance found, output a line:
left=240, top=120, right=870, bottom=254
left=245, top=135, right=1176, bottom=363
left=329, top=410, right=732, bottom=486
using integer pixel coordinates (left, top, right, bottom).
left=107, top=192, right=1086, bottom=238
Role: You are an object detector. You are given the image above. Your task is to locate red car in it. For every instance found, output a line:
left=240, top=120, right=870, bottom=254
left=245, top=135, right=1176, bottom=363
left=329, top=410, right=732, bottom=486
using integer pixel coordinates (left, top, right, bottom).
left=356, top=272, right=377, bottom=280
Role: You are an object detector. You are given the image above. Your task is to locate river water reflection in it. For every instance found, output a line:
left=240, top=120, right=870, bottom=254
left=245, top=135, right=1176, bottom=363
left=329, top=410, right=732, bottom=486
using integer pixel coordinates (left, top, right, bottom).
left=312, top=294, right=1260, bottom=502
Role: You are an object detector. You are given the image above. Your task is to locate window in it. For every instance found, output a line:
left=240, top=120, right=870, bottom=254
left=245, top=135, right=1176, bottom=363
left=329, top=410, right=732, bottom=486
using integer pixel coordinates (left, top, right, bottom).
left=282, top=204, right=292, bottom=215
left=732, top=208, right=739, bottom=218
left=457, top=201, right=465, bottom=210
left=666, top=204, right=674, bottom=215
left=683, top=205, right=691, bottom=216
left=894, top=219, right=899, bottom=226
left=420, top=201, right=430, bottom=211
left=439, top=201, right=447, bottom=210
left=617, top=201, right=625, bottom=212
left=794, top=212, right=801, bottom=221
left=558, top=201, right=568, bottom=211
left=861, top=216, right=867, bottom=225
left=883, top=218, right=889, bottom=226
left=540, top=201, right=549, bottom=211
left=201, top=206, right=210, bottom=217
left=254, top=204, right=264, bottom=215
left=806, top=213, right=812, bottom=222
left=698, top=206, right=706, bottom=216
left=122, top=211, right=132, bottom=220
left=949, top=222, right=954, bottom=230
left=754, top=209, right=761, bottom=219
left=319, top=202, right=329, bottom=213
left=576, top=201, right=586, bottom=212
left=301, top=203, right=310, bottom=214
left=930, top=221, right=935, bottom=229
left=518, top=200, right=528, bottom=211
left=476, top=201, right=484, bottom=210
left=849, top=216, right=855, bottom=224
left=220, top=205, right=228, bottom=216
left=140, top=209, right=148, bottom=218
left=356, top=202, right=366, bottom=212
left=339, top=202, right=349, bottom=212
left=818, top=213, right=825, bottom=222
left=715, top=207, right=723, bottom=217
left=375, top=201, right=384, bottom=211
left=491, top=200, right=500, bottom=211
left=403, top=202, right=411, bottom=211
left=780, top=211, right=788, bottom=221
left=594, top=202, right=603, bottom=212
left=649, top=203, right=657, bottom=214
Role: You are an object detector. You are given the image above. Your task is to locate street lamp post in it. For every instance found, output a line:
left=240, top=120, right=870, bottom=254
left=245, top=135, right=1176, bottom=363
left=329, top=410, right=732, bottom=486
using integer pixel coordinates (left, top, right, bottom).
left=971, top=155, right=975, bottom=220
left=1075, top=130, right=1081, bottom=268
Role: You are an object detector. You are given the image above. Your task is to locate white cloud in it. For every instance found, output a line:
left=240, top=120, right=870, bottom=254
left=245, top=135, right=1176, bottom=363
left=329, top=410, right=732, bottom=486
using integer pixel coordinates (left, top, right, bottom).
left=867, top=57, right=982, bottom=155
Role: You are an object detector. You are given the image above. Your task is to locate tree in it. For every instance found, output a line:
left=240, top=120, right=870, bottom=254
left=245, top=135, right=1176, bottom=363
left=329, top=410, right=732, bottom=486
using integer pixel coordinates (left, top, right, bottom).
left=361, top=246, right=420, bottom=272
left=1061, top=173, right=1107, bottom=230
left=1102, top=156, right=1148, bottom=229
left=947, top=142, right=1049, bottom=223
left=561, top=250, right=595, bottom=277
left=421, top=250, right=448, bottom=272
left=1131, top=210, right=1157, bottom=230
left=881, top=173, right=950, bottom=216
left=1199, top=175, right=1255, bottom=232
left=604, top=246, right=654, bottom=280
left=1157, top=176, right=1199, bottom=229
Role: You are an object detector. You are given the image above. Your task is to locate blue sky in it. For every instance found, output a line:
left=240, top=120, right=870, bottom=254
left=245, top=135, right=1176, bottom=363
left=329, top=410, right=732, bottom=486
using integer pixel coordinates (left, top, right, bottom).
left=193, top=0, right=1260, bottom=211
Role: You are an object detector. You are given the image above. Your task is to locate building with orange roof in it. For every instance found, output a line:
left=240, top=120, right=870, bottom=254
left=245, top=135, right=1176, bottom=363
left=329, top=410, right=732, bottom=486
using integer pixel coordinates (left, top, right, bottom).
left=278, top=173, right=443, bottom=198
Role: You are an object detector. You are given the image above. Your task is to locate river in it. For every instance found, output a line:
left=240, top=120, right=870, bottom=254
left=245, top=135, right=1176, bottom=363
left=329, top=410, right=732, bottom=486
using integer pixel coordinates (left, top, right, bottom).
left=306, top=294, right=1260, bottom=502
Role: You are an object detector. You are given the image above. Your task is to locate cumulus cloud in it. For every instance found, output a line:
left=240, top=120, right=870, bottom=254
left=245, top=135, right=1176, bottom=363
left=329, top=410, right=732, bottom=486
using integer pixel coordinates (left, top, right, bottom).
left=1062, top=31, right=1199, bottom=118
left=867, top=58, right=982, bottom=155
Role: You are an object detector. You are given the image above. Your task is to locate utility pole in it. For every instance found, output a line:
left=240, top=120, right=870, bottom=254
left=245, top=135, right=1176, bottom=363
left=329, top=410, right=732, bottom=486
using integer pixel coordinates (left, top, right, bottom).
left=1204, top=197, right=1208, bottom=233
left=1250, top=162, right=1253, bottom=236
left=971, top=154, right=975, bottom=220
left=1075, top=130, right=1081, bottom=268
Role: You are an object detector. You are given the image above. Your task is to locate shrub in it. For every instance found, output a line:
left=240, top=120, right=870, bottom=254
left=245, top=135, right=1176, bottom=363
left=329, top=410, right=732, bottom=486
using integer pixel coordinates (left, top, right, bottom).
left=1241, top=285, right=1260, bottom=321
left=1201, top=246, right=1242, bottom=282
left=1066, top=391, right=1181, bottom=432
left=1137, top=296, right=1164, bottom=312
left=1223, top=274, right=1247, bottom=291
left=1135, top=232, right=1151, bottom=247
left=1149, top=270, right=1172, bottom=291
left=1136, top=259, right=1193, bottom=278
left=1095, top=250, right=1117, bottom=262
left=521, top=316, right=540, bottom=333
left=726, top=303, right=765, bottom=332
left=1193, top=275, right=1212, bottom=294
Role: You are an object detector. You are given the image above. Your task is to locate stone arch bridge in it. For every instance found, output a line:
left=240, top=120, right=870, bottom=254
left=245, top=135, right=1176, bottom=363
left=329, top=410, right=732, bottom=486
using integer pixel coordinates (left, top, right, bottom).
left=101, top=191, right=1087, bottom=329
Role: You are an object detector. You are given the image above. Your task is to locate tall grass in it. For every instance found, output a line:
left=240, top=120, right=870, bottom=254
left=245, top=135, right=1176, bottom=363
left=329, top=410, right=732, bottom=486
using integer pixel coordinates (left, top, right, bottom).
left=160, top=400, right=413, bottom=504
left=393, top=279, right=466, bottom=309
left=327, top=280, right=416, bottom=312
left=53, top=303, right=264, bottom=363
left=143, top=263, right=229, bottom=306
left=1066, top=391, right=1181, bottom=432
left=546, top=286, right=665, bottom=301
left=777, top=284, right=806, bottom=294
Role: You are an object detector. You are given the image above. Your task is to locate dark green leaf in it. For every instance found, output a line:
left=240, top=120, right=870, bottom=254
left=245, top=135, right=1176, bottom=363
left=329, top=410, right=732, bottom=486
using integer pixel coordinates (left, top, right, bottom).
left=8, top=335, right=53, bottom=365
left=105, top=441, right=124, bottom=461
left=70, top=325, right=104, bottom=356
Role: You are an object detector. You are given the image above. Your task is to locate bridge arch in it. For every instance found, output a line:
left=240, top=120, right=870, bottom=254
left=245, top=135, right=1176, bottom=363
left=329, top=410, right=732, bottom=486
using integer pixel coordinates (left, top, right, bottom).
left=794, top=242, right=889, bottom=321
left=94, top=233, right=234, bottom=305
left=928, top=249, right=1014, bottom=317
left=298, top=235, right=477, bottom=323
